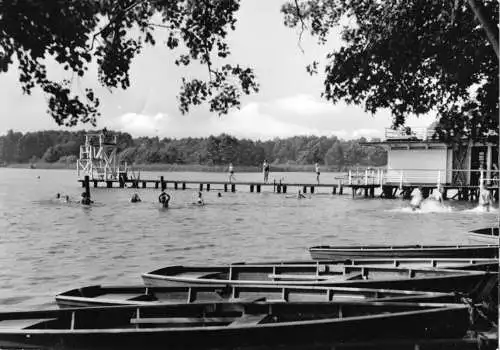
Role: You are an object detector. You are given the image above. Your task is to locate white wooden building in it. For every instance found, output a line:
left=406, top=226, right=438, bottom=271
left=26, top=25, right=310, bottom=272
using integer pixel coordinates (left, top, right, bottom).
left=370, top=126, right=498, bottom=186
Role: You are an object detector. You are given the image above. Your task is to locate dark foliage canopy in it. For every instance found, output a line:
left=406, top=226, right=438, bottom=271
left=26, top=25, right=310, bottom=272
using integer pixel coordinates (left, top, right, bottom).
left=0, top=0, right=258, bottom=126
left=282, top=0, right=499, bottom=143
left=0, top=129, right=386, bottom=168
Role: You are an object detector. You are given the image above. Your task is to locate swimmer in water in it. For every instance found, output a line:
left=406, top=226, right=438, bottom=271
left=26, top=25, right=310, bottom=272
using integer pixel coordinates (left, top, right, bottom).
left=410, top=187, right=423, bottom=211
left=80, top=192, right=93, bottom=205
left=478, top=183, right=492, bottom=212
left=217, top=192, right=222, bottom=198
left=56, top=193, right=61, bottom=199
left=158, top=191, right=171, bottom=208
left=64, top=195, right=70, bottom=203
left=297, top=188, right=306, bottom=199
left=430, top=185, right=444, bottom=204
left=130, top=193, right=141, bottom=203
left=196, top=191, right=205, bottom=205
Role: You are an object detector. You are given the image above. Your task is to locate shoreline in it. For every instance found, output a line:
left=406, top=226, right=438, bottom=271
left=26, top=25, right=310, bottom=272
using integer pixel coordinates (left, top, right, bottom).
left=1, top=162, right=377, bottom=173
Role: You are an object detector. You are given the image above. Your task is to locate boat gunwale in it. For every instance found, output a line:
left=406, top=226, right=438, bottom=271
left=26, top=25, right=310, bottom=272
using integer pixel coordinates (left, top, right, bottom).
left=141, top=267, right=489, bottom=287
left=308, top=244, right=499, bottom=252
left=55, top=284, right=453, bottom=306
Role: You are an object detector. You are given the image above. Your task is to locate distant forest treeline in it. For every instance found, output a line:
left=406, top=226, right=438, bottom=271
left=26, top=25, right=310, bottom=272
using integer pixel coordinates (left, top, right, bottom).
left=0, top=130, right=387, bottom=169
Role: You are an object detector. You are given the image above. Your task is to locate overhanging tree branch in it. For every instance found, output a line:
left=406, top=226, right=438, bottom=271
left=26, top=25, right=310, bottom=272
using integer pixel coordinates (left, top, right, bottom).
left=467, top=0, right=499, bottom=59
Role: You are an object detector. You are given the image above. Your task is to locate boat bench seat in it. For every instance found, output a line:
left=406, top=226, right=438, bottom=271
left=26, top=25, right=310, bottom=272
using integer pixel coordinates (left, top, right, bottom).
left=130, top=317, right=235, bottom=326
left=268, top=274, right=332, bottom=281
left=343, top=272, right=364, bottom=280
left=228, top=314, right=268, bottom=327
left=0, top=318, right=57, bottom=329
left=268, top=272, right=363, bottom=281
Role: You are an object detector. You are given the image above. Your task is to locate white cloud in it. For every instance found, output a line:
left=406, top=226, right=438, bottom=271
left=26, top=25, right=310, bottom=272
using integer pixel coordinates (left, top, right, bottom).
left=272, top=94, right=338, bottom=115
left=209, top=102, right=327, bottom=140
left=352, top=128, right=382, bottom=138
left=106, top=94, right=436, bottom=141
left=112, top=112, right=167, bottom=136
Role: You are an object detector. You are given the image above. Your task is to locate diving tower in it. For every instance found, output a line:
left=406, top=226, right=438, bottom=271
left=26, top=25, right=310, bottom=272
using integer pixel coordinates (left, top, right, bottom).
left=76, top=130, right=127, bottom=180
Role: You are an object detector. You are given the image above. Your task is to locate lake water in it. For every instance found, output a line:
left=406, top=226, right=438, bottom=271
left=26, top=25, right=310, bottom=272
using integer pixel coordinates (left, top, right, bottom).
left=0, top=168, right=498, bottom=311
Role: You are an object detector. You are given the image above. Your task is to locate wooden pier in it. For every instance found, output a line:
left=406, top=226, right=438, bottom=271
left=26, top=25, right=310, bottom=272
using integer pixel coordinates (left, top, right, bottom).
left=77, top=177, right=498, bottom=202
left=79, top=177, right=347, bottom=195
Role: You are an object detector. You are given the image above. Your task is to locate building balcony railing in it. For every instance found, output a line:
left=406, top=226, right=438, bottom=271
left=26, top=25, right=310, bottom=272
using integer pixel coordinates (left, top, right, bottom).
left=384, top=127, right=438, bottom=142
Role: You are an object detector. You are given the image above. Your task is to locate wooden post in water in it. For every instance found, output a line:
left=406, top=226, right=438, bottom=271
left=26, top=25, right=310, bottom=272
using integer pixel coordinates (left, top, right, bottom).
left=154, top=181, right=159, bottom=189
left=93, top=180, right=98, bottom=188
left=142, top=181, right=146, bottom=188
left=199, top=183, right=203, bottom=191
left=174, top=182, right=178, bottom=190
left=310, top=186, right=315, bottom=194
left=256, top=184, right=261, bottom=193
left=303, top=185, right=307, bottom=194
left=224, top=184, right=228, bottom=192
left=107, top=181, right=112, bottom=188
left=250, top=184, right=254, bottom=192
left=160, top=176, right=165, bottom=191
left=231, top=184, right=236, bottom=192
left=206, top=184, right=210, bottom=191
left=182, top=182, right=186, bottom=190
left=282, top=185, right=287, bottom=193
left=277, top=184, right=281, bottom=193
left=84, top=175, right=91, bottom=200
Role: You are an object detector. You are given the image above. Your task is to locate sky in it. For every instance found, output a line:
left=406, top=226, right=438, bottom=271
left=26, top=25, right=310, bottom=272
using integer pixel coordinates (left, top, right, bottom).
left=0, top=1, right=436, bottom=140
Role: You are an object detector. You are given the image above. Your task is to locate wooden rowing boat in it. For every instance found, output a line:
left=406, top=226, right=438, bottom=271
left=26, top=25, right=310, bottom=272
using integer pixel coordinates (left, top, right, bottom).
left=230, top=258, right=498, bottom=271
left=0, top=301, right=469, bottom=349
left=141, top=264, right=497, bottom=298
left=308, top=244, right=499, bottom=260
left=258, top=337, right=499, bottom=350
left=468, top=227, right=499, bottom=245
left=55, top=284, right=455, bottom=308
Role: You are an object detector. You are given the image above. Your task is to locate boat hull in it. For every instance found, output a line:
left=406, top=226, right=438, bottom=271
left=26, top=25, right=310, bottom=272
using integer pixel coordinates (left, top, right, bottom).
left=467, top=228, right=499, bottom=245
left=0, top=302, right=469, bottom=350
left=308, top=245, right=499, bottom=260
left=55, top=284, right=455, bottom=308
left=142, top=267, right=498, bottom=301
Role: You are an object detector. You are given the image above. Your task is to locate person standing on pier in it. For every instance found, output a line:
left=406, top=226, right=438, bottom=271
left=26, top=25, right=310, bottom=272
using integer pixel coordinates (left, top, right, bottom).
left=158, top=190, right=171, bottom=208
left=263, top=160, right=270, bottom=183
left=315, top=163, right=321, bottom=185
left=228, top=163, right=236, bottom=183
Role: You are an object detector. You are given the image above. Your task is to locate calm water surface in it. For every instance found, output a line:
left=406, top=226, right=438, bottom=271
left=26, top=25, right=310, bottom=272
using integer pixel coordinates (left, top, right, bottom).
left=0, top=168, right=497, bottom=310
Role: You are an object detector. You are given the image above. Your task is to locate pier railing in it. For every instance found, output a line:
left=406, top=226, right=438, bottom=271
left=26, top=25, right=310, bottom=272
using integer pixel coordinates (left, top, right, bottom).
left=346, top=168, right=499, bottom=187
left=384, top=127, right=437, bottom=141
